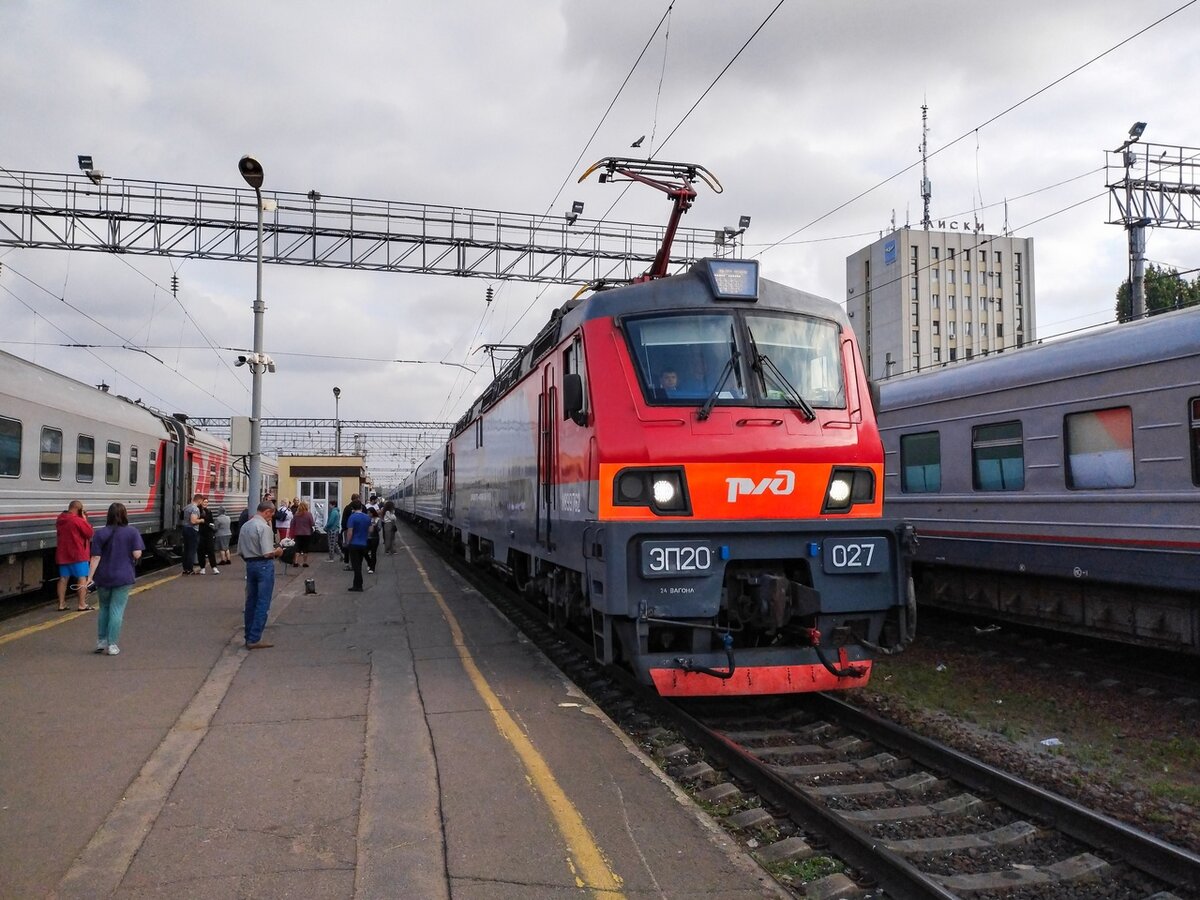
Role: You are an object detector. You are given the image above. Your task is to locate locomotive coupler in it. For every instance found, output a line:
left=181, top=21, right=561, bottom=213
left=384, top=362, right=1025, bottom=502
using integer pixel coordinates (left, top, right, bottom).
left=674, top=632, right=736, bottom=680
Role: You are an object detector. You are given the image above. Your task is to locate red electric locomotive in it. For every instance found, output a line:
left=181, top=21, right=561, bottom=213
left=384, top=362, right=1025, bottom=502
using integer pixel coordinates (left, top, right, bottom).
left=403, top=159, right=914, bottom=696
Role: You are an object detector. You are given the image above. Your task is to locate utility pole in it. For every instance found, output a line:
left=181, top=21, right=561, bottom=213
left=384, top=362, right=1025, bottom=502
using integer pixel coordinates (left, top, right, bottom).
left=920, top=104, right=932, bottom=230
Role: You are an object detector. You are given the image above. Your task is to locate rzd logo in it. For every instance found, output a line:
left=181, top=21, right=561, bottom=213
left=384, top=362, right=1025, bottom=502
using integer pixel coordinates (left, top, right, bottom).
left=726, top=469, right=795, bottom=502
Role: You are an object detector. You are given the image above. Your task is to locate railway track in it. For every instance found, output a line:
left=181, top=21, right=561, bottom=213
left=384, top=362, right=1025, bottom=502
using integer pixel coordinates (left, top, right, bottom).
left=424, top=529, right=1200, bottom=898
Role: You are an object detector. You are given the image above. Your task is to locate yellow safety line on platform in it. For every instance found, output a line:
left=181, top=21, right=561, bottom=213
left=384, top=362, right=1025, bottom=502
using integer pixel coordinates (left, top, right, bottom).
left=407, top=550, right=626, bottom=898
left=0, top=573, right=180, bottom=646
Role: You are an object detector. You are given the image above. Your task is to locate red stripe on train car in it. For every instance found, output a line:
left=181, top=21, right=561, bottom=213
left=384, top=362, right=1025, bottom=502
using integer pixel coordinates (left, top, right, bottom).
left=649, top=661, right=874, bottom=696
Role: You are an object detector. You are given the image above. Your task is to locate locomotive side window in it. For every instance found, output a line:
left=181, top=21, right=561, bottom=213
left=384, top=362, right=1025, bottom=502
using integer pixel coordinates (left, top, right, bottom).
left=900, top=431, right=941, bottom=492
left=0, top=416, right=20, bottom=477
left=106, top=441, right=121, bottom=485
left=1064, top=407, right=1133, bottom=489
left=130, top=445, right=139, bottom=485
left=76, top=434, right=95, bottom=483
left=562, top=338, right=587, bottom=421
left=1191, top=397, right=1200, bottom=486
left=40, top=427, right=63, bottom=480
left=972, top=421, right=1024, bottom=491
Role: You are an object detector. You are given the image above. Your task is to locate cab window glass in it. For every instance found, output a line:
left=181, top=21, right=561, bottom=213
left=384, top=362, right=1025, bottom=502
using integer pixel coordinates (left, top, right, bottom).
left=744, top=313, right=845, bottom=408
left=623, top=313, right=741, bottom=403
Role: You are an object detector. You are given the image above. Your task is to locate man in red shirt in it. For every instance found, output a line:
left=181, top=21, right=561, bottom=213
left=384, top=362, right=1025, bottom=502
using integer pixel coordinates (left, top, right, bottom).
left=56, top=500, right=95, bottom=611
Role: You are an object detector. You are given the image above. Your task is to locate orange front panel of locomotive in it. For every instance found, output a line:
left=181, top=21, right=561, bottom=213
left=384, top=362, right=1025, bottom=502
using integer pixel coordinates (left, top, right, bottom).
left=597, top=461, right=884, bottom=521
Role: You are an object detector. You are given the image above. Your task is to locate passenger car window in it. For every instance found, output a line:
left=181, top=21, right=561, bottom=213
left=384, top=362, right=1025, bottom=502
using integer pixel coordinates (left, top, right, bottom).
left=130, top=445, right=139, bottom=485
left=900, top=431, right=941, bottom=492
left=77, top=435, right=95, bottom=482
left=1190, top=397, right=1200, bottom=487
left=40, top=427, right=63, bottom=480
left=1064, top=407, right=1134, bottom=489
left=106, top=441, right=121, bottom=485
left=972, top=421, right=1024, bottom=491
left=0, top=417, right=21, bottom=477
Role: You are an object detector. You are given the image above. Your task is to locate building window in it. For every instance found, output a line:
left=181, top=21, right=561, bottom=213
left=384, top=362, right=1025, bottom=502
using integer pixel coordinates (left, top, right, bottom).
left=949, top=348, right=957, bottom=361
left=1065, top=407, right=1134, bottom=489
left=972, top=421, right=1024, bottom=490
left=931, top=267, right=939, bottom=282
left=948, top=270, right=956, bottom=284
left=932, top=247, right=940, bottom=260
left=997, top=323, right=1004, bottom=338
left=40, top=427, right=63, bottom=480
left=932, top=346, right=941, bottom=362
left=106, top=441, right=121, bottom=485
left=932, top=294, right=940, bottom=308
left=0, top=417, right=20, bottom=477
left=901, top=431, right=941, bottom=492
left=130, top=445, right=139, bottom=485
left=949, top=248, right=956, bottom=260
left=297, top=479, right=341, bottom=526
left=978, top=250, right=986, bottom=262
left=996, top=271, right=1003, bottom=289
left=932, top=321, right=940, bottom=336
left=965, top=321, right=972, bottom=336
left=77, top=435, right=95, bottom=482
left=994, top=251, right=1002, bottom=266
left=966, top=348, right=974, bottom=360
left=948, top=295, right=956, bottom=310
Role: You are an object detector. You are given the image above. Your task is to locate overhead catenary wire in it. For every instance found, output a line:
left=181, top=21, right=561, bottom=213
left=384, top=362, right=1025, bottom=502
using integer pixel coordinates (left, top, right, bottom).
left=757, top=0, right=1200, bottom=256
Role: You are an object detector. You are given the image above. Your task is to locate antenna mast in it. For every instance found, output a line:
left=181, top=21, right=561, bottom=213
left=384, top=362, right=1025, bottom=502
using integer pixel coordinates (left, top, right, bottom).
left=920, top=103, right=932, bottom=230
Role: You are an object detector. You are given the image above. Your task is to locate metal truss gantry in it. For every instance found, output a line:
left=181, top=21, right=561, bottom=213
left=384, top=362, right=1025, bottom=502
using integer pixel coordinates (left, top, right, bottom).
left=1106, top=140, right=1200, bottom=317
left=0, top=167, right=717, bottom=284
left=190, top=418, right=451, bottom=488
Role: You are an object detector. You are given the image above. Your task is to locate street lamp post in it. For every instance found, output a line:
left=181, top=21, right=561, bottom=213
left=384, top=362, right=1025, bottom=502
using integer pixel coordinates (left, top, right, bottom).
left=333, top=386, right=342, bottom=454
left=239, top=155, right=266, bottom=508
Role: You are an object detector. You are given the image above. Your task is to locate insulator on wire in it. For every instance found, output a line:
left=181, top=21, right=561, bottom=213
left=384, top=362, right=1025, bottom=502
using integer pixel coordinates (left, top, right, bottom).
left=485, top=286, right=494, bottom=304
left=171, top=273, right=180, bottom=297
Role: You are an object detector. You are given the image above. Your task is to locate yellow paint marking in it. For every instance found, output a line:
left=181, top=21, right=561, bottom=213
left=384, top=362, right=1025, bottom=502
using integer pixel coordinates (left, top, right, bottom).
left=0, top=573, right=181, bottom=646
left=406, top=549, right=626, bottom=898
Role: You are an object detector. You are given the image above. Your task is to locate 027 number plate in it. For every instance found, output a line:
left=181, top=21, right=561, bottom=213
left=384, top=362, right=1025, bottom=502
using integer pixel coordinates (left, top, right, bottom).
left=641, top=541, right=714, bottom=578
left=822, top=537, right=888, bottom=574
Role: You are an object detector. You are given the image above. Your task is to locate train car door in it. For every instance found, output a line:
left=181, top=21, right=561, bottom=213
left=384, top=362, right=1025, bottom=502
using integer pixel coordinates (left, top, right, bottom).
left=162, top=417, right=188, bottom=532
left=444, top=448, right=455, bottom=522
left=537, top=365, right=557, bottom=550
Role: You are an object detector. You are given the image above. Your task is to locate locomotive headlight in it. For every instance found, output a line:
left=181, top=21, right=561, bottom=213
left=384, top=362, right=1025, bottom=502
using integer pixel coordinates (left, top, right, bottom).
left=613, top=467, right=690, bottom=516
left=652, top=478, right=677, bottom=505
left=822, top=467, right=875, bottom=514
left=828, top=477, right=852, bottom=505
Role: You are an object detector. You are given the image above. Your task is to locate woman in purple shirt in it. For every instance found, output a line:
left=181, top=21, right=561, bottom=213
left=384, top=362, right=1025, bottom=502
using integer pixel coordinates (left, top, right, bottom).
left=87, top=502, right=145, bottom=656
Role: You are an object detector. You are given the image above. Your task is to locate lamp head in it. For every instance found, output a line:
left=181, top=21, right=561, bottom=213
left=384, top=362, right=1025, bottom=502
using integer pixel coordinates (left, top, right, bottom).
left=738, top=215, right=751, bottom=229
left=235, top=355, right=248, bottom=367
left=1128, top=121, right=1147, bottom=141
left=77, top=155, right=93, bottom=171
left=238, top=155, right=264, bottom=189
left=333, top=386, right=341, bottom=399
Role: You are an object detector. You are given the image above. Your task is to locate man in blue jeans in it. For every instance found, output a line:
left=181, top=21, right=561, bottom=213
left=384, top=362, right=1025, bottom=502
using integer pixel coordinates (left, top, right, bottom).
left=342, top=500, right=371, bottom=592
left=236, top=501, right=283, bottom=649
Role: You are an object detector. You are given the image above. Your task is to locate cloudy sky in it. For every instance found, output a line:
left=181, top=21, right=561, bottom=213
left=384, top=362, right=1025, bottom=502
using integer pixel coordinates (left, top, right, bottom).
left=2, top=1, right=1197, bottom=482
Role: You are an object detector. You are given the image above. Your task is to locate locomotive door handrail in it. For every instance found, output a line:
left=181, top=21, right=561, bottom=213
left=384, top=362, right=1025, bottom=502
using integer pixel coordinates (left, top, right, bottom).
left=537, top=366, right=557, bottom=550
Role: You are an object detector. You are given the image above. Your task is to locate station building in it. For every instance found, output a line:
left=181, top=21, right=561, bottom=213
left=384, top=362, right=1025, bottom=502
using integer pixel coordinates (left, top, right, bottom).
left=276, top=454, right=366, bottom=525
left=845, top=225, right=1036, bottom=380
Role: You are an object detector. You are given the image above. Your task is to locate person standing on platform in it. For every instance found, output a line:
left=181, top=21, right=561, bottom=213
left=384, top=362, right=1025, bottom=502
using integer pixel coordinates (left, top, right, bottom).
left=275, top=501, right=293, bottom=543
left=291, top=500, right=315, bottom=568
left=381, top=501, right=398, bottom=554
left=87, top=502, right=144, bottom=656
left=215, top=507, right=232, bottom=565
left=365, top=507, right=381, bottom=574
left=197, top=495, right=219, bottom=575
left=181, top=493, right=202, bottom=575
left=342, top=501, right=371, bottom=592
left=237, top=501, right=283, bottom=649
left=325, top=502, right=342, bottom=562
left=340, top=494, right=357, bottom=571
left=55, top=499, right=94, bottom=611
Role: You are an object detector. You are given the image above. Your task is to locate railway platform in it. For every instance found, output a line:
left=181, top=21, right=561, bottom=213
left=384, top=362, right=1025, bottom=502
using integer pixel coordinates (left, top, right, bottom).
left=0, top=524, right=786, bottom=899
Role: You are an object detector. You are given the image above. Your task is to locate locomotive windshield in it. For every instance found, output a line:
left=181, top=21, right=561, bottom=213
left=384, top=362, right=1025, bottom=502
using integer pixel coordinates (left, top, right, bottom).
left=623, top=311, right=844, bottom=409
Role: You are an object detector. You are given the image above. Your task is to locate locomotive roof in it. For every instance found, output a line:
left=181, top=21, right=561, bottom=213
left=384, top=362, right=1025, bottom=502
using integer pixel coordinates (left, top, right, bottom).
left=452, top=260, right=848, bottom=435
left=877, top=304, right=1200, bottom=410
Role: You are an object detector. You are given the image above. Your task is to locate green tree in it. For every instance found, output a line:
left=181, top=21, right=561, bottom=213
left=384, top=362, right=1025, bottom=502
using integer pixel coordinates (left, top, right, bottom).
left=1115, top=264, right=1200, bottom=321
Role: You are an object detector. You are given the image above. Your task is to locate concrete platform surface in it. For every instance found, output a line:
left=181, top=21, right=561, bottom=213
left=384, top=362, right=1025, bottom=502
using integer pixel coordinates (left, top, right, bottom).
left=0, top=526, right=787, bottom=899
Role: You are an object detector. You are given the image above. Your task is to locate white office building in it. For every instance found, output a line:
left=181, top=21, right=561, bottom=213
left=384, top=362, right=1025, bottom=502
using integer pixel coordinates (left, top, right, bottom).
left=845, top=226, right=1035, bottom=380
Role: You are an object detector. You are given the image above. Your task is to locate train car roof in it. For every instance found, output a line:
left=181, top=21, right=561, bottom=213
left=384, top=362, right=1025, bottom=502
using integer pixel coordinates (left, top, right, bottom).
left=877, top=305, right=1200, bottom=410
left=0, top=349, right=173, bottom=436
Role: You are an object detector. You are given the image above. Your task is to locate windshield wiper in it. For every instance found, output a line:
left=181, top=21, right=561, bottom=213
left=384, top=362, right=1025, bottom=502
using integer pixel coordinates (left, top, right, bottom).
left=748, top=333, right=816, bottom=421
left=698, top=325, right=741, bottom=421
